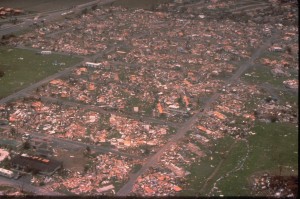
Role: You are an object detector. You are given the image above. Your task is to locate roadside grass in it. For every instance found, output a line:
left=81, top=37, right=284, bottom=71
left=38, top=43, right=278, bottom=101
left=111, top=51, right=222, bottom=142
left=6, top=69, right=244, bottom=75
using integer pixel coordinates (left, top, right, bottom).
left=0, top=185, right=18, bottom=193
left=131, top=164, right=142, bottom=174
left=0, top=47, right=81, bottom=99
left=56, top=185, right=75, bottom=195
left=0, top=185, right=12, bottom=191
left=113, top=179, right=128, bottom=193
left=0, top=138, right=21, bottom=150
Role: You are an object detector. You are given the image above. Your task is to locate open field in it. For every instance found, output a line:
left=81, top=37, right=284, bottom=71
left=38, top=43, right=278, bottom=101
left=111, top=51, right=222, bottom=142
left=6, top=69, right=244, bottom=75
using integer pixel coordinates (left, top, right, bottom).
left=243, top=65, right=290, bottom=87
left=180, top=122, right=298, bottom=196
left=0, top=47, right=81, bottom=99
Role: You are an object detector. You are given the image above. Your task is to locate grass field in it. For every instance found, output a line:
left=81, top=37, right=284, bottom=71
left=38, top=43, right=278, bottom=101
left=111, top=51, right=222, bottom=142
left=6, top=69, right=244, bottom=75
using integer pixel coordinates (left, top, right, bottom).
left=180, top=122, right=298, bottom=196
left=0, top=47, right=81, bottom=99
left=242, top=52, right=298, bottom=88
left=241, top=64, right=296, bottom=89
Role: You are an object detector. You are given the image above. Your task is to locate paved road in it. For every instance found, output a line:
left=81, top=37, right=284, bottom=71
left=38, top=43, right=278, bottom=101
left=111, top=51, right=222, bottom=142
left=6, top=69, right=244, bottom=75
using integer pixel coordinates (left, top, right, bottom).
left=30, top=132, right=141, bottom=159
left=116, top=30, right=280, bottom=196
left=0, top=176, right=63, bottom=196
left=0, top=0, right=116, bottom=38
left=11, top=124, right=141, bottom=159
left=39, top=96, right=179, bottom=128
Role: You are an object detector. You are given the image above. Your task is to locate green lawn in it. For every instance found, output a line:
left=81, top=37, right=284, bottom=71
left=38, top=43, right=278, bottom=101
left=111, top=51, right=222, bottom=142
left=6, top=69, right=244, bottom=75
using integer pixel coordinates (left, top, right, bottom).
left=179, top=135, right=236, bottom=196
left=242, top=64, right=288, bottom=87
left=0, top=47, right=81, bottom=99
left=278, top=90, right=298, bottom=106
left=242, top=51, right=298, bottom=88
left=180, top=122, right=298, bottom=196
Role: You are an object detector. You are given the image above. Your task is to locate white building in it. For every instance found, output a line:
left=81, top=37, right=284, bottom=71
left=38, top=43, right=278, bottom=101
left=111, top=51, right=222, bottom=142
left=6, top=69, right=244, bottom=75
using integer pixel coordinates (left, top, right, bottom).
left=41, top=51, right=52, bottom=55
left=269, top=46, right=283, bottom=52
left=85, top=62, right=101, bottom=67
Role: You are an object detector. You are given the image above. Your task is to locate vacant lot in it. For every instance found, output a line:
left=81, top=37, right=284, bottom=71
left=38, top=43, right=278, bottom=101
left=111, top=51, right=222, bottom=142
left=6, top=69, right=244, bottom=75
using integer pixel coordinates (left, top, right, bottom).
left=0, top=47, right=81, bottom=99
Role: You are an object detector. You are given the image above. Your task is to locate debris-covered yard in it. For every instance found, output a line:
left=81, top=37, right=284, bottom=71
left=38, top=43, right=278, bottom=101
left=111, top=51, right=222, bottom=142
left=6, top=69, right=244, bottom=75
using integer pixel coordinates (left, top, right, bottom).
left=0, top=0, right=298, bottom=197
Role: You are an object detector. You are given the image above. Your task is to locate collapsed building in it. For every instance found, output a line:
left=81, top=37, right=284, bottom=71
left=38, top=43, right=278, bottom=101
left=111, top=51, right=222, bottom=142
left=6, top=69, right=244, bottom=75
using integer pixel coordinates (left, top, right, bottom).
left=11, top=154, right=62, bottom=176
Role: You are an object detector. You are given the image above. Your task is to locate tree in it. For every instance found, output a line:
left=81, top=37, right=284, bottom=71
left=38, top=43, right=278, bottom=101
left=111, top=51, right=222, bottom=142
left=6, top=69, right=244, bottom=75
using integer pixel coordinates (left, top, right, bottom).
left=86, top=146, right=91, bottom=154
left=10, top=127, right=16, bottom=136
left=82, top=8, right=88, bottom=15
left=10, top=127, right=17, bottom=136
left=197, top=98, right=201, bottom=107
left=286, top=46, right=292, bottom=54
left=91, top=5, right=97, bottom=10
left=31, top=168, right=39, bottom=175
left=0, top=70, right=4, bottom=77
left=83, top=164, right=89, bottom=173
left=12, top=18, right=18, bottom=25
left=22, top=140, right=31, bottom=150
left=177, top=96, right=183, bottom=104
left=39, top=181, right=45, bottom=186
left=140, top=145, right=151, bottom=155
left=58, top=168, right=68, bottom=178
left=2, top=34, right=14, bottom=40
left=253, top=110, right=259, bottom=118
left=269, top=114, right=278, bottom=123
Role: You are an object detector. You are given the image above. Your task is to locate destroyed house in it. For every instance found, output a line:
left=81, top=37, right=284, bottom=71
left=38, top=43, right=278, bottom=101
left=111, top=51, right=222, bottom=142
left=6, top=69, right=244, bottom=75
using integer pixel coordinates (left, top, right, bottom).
left=167, top=108, right=189, bottom=115
left=11, top=154, right=62, bottom=176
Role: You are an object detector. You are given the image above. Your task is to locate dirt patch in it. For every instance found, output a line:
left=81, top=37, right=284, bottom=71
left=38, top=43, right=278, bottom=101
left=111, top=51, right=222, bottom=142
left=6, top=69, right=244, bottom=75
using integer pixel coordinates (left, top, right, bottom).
left=54, top=148, right=88, bottom=173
